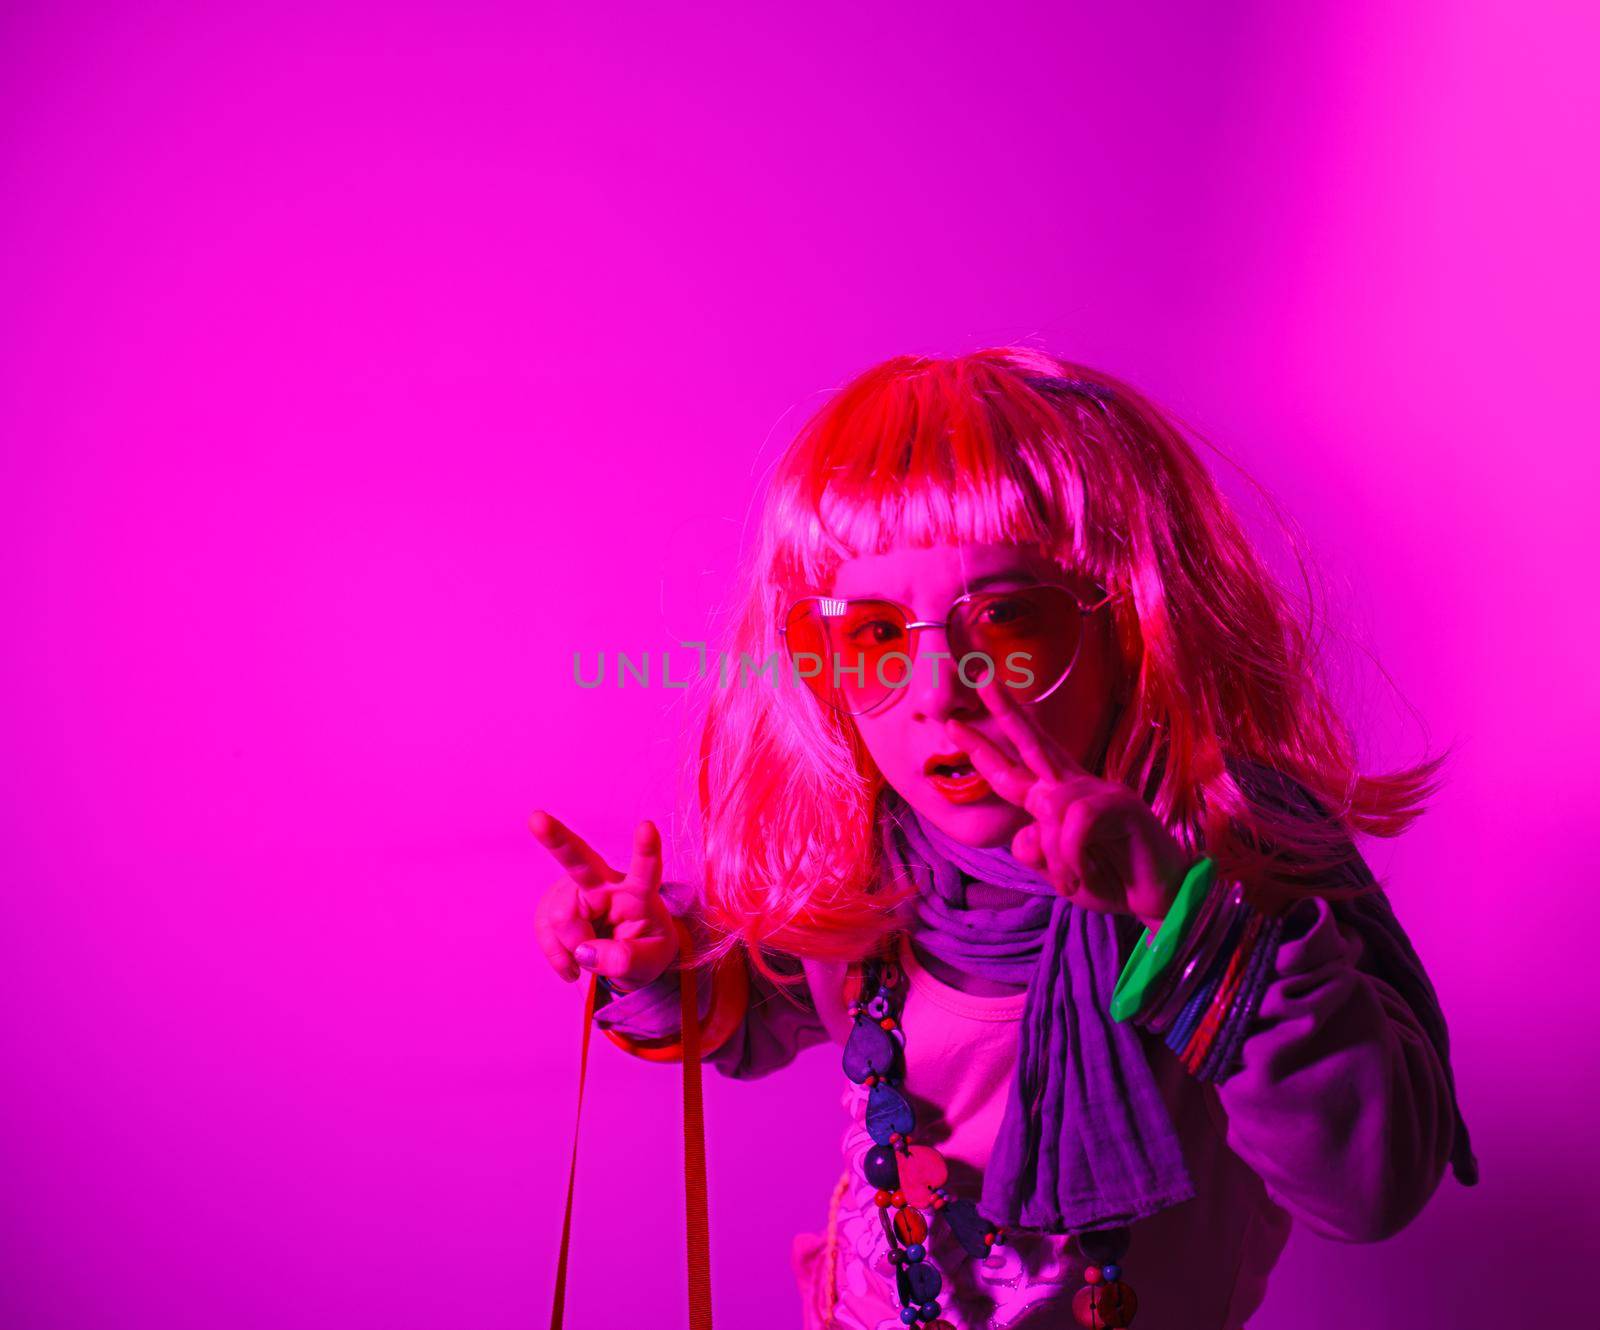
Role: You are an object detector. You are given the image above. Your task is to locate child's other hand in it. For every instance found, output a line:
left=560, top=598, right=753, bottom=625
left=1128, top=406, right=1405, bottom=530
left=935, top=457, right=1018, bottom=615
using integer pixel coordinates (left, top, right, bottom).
left=948, top=684, right=1192, bottom=936
left=528, top=812, right=680, bottom=990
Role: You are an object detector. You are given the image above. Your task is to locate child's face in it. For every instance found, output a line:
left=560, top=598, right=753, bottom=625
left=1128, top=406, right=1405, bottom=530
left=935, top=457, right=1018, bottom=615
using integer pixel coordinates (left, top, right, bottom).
left=829, top=541, right=1126, bottom=850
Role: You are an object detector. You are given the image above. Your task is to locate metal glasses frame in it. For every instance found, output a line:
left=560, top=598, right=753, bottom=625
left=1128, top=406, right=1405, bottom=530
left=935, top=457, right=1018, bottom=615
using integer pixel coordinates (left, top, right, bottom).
left=778, top=581, right=1126, bottom=716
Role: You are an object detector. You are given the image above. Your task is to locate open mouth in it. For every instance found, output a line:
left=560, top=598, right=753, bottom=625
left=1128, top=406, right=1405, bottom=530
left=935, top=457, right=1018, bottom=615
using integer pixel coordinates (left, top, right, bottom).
left=922, top=752, right=993, bottom=803
left=924, top=753, right=978, bottom=779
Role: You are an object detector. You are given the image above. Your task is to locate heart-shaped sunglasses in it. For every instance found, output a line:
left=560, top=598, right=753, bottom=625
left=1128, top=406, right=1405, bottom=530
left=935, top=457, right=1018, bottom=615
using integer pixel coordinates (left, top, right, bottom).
left=779, top=582, right=1123, bottom=717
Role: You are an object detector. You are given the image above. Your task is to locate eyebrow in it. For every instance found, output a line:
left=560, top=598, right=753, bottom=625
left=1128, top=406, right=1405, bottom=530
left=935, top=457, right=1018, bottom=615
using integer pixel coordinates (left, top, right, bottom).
left=845, top=569, right=1040, bottom=601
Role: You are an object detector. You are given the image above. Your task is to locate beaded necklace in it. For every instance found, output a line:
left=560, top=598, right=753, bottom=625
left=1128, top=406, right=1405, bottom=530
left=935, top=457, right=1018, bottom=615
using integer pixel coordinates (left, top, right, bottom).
left=843, top=937, right=1142, bottom=1329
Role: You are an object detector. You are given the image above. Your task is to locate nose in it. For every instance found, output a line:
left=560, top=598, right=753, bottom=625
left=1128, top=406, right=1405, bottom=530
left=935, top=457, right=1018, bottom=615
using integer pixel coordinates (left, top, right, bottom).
left=905, top=625, right=987, bottom=724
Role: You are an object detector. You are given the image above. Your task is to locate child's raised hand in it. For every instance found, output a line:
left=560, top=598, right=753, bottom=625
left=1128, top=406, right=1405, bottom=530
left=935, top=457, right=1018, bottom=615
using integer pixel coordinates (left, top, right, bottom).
left=948, top=684, right=1192, bottom=935
left=528, top=812, right=680, bottom=990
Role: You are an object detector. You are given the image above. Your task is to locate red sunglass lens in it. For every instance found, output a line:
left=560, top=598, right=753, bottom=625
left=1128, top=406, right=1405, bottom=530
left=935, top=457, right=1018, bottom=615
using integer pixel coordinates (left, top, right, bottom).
left=953, top=586, right=1082, bottom=702
left=783, top=599, right=909, bottom=714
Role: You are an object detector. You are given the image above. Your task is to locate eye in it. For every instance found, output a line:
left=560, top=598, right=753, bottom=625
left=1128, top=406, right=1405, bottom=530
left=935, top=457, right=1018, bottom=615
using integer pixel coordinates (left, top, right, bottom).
left=846, top=617, right=904, bottom=645
left=975, top=595, right=1039, bottom=628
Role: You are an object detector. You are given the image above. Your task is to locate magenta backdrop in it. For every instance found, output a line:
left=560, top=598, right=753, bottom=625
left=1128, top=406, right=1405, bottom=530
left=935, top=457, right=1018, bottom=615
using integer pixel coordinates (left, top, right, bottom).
left=4, top=3, right=1597, bottom=1327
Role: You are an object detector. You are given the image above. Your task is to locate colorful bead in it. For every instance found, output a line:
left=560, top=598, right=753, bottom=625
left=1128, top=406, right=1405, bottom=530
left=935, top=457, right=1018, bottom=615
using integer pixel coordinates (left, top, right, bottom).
left=896, top=1144, right=949, bottom=1207
left=903, top=1261, right=941, bottom=1300
left=1102, top=1281, right=1139, bottom=1328
left=918, top=1301, right=941, bottom=1321
left=867, top=1083, right=915, bottom=1143
left=890, top=1189, right=906, bottom=1208
left=1102, top=1263, right=1121, bottom=1281
left=874, top=1189, right=892, bottom=1208
left=880, top=1016, right=897, bottom=1030
left=895, top=1263, right=915, bottom=1307
left=844, top=1018, right=897, bottom=1082
left=1071, top=1280, right=1138, bottom=1329
left=864, top=1143, right=900, bottom=1190
left=893, top=1208, right=928, bottom=1244
left=867, top=995, right=890, bottom=1019
left=905, top=1243, right=925, bottom=1263
left=939, top=1197, right=992, bottom=1258
left=899, top=1309, right=918, bottom=1325
left=1071, top=1285, right=1104, bottom=1329
left=1083, top=1265, right=1104, bottom=1284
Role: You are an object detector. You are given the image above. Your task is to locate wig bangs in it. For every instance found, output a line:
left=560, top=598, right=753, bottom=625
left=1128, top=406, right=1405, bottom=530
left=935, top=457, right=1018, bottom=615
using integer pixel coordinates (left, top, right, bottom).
left=770, top=359, right=1114, bottom=595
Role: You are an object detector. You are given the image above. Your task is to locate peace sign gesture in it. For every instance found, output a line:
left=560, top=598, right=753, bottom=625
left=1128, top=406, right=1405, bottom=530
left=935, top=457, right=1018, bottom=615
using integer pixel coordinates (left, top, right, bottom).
left=529, top=811, right=680, bottom=991
left=948, top=684, right=1191, bottom=934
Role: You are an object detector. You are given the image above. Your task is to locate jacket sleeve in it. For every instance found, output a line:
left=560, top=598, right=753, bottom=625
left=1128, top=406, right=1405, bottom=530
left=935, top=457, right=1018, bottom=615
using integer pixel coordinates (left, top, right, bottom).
left=1210, top=893, right=1458, bottom=1243
left=589, top=881, right=832, bottom=1081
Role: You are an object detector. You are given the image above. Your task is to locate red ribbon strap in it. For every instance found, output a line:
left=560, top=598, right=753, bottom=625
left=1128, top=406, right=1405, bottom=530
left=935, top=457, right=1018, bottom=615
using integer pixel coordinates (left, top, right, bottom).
left=550, top=959, right=714, bottom=1328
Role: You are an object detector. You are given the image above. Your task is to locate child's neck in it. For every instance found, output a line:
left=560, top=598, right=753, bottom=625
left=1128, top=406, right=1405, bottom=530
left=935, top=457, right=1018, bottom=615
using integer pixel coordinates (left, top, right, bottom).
left=906, top=932, right=1029, bottom=998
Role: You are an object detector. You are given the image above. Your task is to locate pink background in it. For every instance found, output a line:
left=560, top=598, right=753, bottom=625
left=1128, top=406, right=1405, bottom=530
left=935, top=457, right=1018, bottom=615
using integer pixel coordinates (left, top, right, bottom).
left=4, top=3, right=1596, bottom=1326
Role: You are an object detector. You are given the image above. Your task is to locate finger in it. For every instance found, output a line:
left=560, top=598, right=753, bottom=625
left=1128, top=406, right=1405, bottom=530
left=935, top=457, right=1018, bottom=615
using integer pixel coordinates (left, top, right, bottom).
left=975, top=675, right=1062, bottom=780
left=535, top=879, right=597, bottom=982
left=1083, top=841, right=1121, bottom=897
left=1050, top=796, right=1117, bottom=899
left=618, top=819, right=664, bottom=898
left=1042, top=812, right=1085, bottom=896
left=576, top=931, right=677, bottom=985
left=573, top=936, right=637, bottom=980
left=1053, top=791, right=1102, bottom=861
left=975, top=674, right=1085, bottom=781
left=1061, top=843, right=1126, bottom=916
left=529, top=810, right=624, bottom=892
left=944, top=718, right=1035, bottom=806
left=1011, top=820, right=1046, bottom=869
left=1023, top=770, right=1103, bottom=825
left=534, top=908, right=579, bottom=982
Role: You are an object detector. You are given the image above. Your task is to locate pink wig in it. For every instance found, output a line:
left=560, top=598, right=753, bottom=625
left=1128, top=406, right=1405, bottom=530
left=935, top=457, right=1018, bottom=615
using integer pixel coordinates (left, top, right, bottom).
left=670, top=348, right=1449, bottom=988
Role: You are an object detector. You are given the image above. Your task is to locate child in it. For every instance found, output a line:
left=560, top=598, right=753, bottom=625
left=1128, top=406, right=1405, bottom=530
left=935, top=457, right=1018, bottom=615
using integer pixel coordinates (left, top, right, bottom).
left=532, top=348, right=1477, bottom=1330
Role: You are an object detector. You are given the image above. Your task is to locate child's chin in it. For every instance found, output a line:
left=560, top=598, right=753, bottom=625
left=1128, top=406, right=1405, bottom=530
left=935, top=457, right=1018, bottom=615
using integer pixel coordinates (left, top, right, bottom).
left=916, top=799, right=1027, bottom=850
